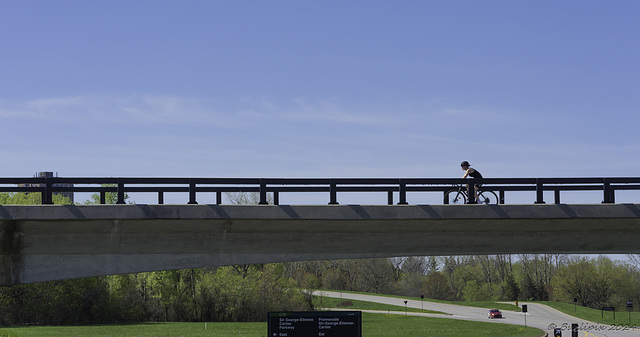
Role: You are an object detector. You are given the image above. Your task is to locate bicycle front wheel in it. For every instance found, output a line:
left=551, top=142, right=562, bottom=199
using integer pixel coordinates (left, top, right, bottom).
left=445, top=190, right=467, bottom=205
left=478, top=190, right=499, bottom=204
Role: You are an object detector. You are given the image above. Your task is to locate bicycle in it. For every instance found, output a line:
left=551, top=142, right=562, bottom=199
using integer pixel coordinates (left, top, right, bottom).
left=444, top=184, right=499, bottom=204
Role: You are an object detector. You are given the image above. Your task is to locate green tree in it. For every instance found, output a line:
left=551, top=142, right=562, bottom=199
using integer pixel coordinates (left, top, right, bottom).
left=0, top=277, right=111, bottom=325
left=107, top=273, right=148, bottom=321
left=502, top=272, right=520, bottom=301
left=462, top=280, right=483, bottom=301
left=516, top=254, right=559, bottom=301
left=84, top=184, right=130, bottom=204
left=0, top=192, right=72, bottom=205
left=553, top=256, right=638, bottom=309
left=422, top=271, right=455, bottom=300
left=194, top=265, right=310, bottom=322
left=358, top=258, right=396, bottom=294
left=552, top=256, right=597, bottom=306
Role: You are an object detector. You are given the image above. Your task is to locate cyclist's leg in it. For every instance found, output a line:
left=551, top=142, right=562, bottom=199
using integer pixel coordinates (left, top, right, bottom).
left=472, top=184, right=481, bottom=203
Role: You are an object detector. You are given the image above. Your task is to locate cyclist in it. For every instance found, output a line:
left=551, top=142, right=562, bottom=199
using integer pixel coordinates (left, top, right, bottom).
left=461, top=161, right=483, bottom=203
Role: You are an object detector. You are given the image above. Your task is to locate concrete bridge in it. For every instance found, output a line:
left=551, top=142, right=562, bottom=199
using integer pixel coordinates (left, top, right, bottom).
left=2, top=203, right=640, bottom=286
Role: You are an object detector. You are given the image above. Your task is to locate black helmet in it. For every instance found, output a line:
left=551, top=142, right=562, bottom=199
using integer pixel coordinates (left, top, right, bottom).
left=461, top=161, right=470, bottom=167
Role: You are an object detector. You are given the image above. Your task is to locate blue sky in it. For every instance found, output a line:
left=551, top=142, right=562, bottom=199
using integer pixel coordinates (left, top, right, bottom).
left=1, top=1, right=639, bottom=205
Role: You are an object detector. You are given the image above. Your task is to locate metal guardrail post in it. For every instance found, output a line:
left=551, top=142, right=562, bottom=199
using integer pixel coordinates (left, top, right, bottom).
left=603, top=179, right=613, bottom=203
left=158, top=192, right=164, bottom=205
left=499, top=191, right=505, bottom=204
left=554, top=190, right=561, bottom=204
left=387, top=191, right=393, bottom=205
left=467, top=179, right=476, bottom=204
left=117, top=180, right=126, bottom=204
left=43, top=177, right=53, bottom=205
left=259, top=179, right=268, bottom=204
left=398, top=181, right=408, bottom=205
left=100, top=191, right=106, bottom=204
left=329, top=180, right=338, bottom=205
left=188, top=179, right=198, bottom=204
left=611, top=189, right=615, bottom=203
left=535, top=179, right=545, bottom=204
left=216, top=191, right=222, bottom=205
left=443, top=191, right=449, bottom=204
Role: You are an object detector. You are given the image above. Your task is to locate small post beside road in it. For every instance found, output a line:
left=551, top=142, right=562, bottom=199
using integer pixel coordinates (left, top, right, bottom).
left=404, top=300, right=408, bottom=315
left=628, top=300, right=633, bottom=325
left=522, top=304, right=527, bottom=328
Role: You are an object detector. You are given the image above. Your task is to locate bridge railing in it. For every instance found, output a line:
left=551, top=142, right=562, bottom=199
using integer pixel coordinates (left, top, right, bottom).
left=0, top=177, right=639, bottom=205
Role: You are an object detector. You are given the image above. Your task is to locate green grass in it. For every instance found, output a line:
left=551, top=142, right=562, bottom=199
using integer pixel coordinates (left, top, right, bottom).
left=0, top=322, right=264, bottom=337
left=539, top=301, right=640, bottom=326
left=362, top=313, right=541, bottom=337
left=314, top=295, right=447, bottom=314
left=0, top=313, right=543, bottom=337
left=314, top=289, right=640, bottom=328
left=315, top=289, right=640, bottom=329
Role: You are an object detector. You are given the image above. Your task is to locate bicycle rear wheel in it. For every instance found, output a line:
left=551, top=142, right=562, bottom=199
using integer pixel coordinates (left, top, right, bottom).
left=445, top=190, right=467, bottom=204
left=478, top=190, right=499, bottom=204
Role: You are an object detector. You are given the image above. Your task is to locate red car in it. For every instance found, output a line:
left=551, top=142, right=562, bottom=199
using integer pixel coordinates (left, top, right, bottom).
left=488, top=309, right=502, bottom=319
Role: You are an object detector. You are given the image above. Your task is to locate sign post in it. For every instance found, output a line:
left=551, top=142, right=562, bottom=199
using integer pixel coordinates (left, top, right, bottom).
left=602, top=307, right=615, bottom=320
left=522, top=304, right=528, bottom=328
left=628, top=300, right=633, bottom=325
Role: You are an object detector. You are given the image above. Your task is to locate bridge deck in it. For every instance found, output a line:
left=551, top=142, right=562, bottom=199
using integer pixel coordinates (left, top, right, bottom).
left=1, top=204, right=640, bottom=285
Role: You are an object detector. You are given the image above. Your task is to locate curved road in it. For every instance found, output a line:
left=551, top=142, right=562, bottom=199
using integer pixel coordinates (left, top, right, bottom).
left=313, top=291, right=640, bottom=337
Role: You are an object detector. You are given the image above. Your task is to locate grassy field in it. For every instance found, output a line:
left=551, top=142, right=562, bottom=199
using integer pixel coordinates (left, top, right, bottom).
left=539, top=301, right=640, bottom=326
left=316, top=290, right=640, bottom=329
left=315, top=289, right=640, bottom=326
left=0, top=322, right=263, bottom=337
left=0, top=313, right=542, bottom=337
left=3, top=291, right=635, bottom=336
left=2, top=289, right=634, bottom=336
left=0, top=291, right=555, bottom=337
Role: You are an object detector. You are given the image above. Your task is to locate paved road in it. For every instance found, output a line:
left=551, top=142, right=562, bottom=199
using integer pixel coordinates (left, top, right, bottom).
left=313, top=291, right=640, bottom=337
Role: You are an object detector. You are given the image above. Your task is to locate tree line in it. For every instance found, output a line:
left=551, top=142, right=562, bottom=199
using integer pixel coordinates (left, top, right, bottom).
left=1, top=254, right=638, bottom=325
left=286, top=254, right=640, bottom=309
left=0, top=265, right=311, bottom=325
